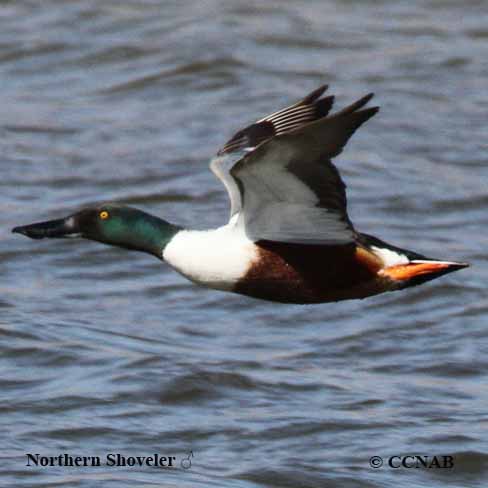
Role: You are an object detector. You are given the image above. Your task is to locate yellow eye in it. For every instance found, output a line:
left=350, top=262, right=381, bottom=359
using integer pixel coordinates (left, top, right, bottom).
left=99, top=211, right=109, bottom=220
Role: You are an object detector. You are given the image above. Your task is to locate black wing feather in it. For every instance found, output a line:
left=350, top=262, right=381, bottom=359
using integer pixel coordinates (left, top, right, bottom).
left=218, top=85, right=334, bottom=156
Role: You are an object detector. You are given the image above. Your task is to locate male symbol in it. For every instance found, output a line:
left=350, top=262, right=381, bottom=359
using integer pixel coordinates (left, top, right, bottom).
left=181, top=451, right=193, bottom=469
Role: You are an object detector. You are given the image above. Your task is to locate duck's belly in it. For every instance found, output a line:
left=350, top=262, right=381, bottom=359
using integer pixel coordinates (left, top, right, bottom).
left=164, top=228, right=383, bottom=304
left=233, top=240, right=383, bottom=304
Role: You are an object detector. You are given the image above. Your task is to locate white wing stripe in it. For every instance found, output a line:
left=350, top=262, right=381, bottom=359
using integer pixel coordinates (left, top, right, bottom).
left=267, top=107, right=314, bottom=123
left=256, top=104, right=300, bottom=123
left=256, top=102, right=315, bottom=124
left=274, top=116, right=318, bottom=132
left=272, top=113, right=316, bottom=127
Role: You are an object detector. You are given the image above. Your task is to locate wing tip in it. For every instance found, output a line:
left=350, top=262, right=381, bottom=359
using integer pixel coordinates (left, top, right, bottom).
left=362, top=92, right=375, bottom=105
left=362, top=105, right=380, bottom=117
left=302, top=84, right=329, bottom=103
left=338, top=92, right=376, bottom=115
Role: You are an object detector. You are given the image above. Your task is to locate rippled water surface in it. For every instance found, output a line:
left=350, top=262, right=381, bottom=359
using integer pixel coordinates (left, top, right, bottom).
left=1, top=1, right=487, bottom=487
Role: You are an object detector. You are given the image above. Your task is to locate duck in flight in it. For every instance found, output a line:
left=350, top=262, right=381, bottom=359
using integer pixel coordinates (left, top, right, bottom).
left=12, top=85, right=468, bottom=304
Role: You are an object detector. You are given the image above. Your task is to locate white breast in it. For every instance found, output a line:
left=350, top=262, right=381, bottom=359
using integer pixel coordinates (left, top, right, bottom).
left=162, top=224, right=257, bottom=291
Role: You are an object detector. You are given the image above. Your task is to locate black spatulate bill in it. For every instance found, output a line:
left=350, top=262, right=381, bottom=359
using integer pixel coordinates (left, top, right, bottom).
left=12, top=217, right=78, bottom=239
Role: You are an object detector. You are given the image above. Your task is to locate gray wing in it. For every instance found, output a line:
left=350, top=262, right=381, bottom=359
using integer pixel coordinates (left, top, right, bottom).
left=230, top=94, right=379, bottom=245
left=211, top=85, right=334, bottom=220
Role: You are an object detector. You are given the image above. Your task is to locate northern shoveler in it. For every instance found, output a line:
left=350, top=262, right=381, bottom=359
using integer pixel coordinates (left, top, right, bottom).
left=12, top=85, right=468, bottom=304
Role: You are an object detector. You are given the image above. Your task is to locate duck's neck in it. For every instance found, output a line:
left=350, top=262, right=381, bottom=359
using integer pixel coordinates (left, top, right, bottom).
left=138, top=217, right=182, bottom=259
left=102, top=212, right=182, bottom=259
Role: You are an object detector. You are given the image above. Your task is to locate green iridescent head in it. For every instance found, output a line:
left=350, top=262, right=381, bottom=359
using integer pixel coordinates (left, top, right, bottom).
left=12, top=203, right=180, bottom=259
